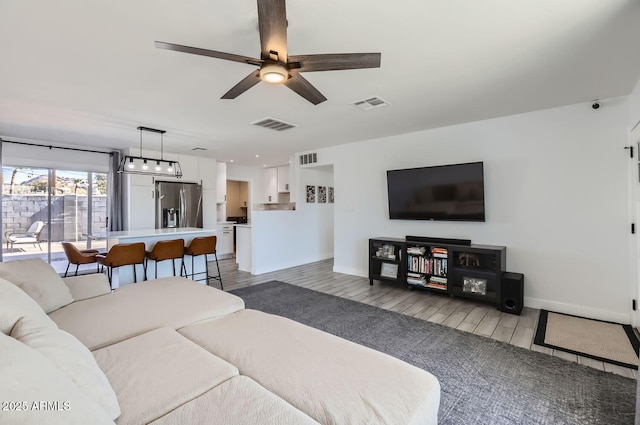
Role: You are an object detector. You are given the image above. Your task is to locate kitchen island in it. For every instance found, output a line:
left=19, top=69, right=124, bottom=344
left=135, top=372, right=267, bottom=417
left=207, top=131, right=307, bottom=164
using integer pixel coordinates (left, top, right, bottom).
left=105, top=227, right=215, bottom=288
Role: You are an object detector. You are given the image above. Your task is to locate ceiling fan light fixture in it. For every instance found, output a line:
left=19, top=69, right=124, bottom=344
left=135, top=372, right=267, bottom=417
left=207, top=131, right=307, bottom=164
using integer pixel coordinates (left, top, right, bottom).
left=260, top=63, right=288, bottom=84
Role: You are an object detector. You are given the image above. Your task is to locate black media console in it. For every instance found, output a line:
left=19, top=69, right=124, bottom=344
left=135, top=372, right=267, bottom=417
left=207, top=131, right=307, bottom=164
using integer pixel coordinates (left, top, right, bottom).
left=369, top=236, right=516, bottom=313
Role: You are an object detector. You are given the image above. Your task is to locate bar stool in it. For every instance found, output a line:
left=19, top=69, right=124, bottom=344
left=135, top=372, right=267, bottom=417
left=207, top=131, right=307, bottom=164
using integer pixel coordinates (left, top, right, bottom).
left=61, top=242, right=100, bottom=277
left=96, top=242, right=146, bottom=288
left=144, top=238, right=186, bottom=279
left=184, top=236, right=223, bottom=289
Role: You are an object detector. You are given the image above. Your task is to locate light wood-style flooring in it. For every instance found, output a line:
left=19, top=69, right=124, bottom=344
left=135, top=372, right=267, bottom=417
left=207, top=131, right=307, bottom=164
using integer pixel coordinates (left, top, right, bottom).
left=217, top=257, right=636, bottom=379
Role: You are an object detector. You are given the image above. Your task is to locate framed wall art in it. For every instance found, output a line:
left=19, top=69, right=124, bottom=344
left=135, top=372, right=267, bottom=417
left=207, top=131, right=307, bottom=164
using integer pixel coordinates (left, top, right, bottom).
left=318, top=186, right=327, bottom=203
left=306, top=185, right=316, bottom=203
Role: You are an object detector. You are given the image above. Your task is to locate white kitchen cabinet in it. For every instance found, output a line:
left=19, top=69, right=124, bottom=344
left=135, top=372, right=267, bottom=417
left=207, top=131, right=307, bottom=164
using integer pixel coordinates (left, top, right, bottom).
left=202, top=188, right=217, bottom=228
left=198, top=157, right=217, bottom=189
left=216, top=222, right=234, bottom=259
left=128, top=185, right=155, bottom=230
left=127, top=173, right=154, bottom=187
left=263, top=167, right=278, bottom=203
left=277, top=165, right=290, bottom=193
left=216, top=162, right=227, bottom=203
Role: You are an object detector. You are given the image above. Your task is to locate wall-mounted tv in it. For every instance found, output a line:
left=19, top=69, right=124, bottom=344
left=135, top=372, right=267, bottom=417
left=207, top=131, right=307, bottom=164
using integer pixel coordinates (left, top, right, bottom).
left=386, top=161, right=485, bottom=222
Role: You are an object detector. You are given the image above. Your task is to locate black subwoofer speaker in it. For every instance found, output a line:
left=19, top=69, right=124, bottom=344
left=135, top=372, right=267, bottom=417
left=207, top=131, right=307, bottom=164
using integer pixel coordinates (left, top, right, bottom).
left=499, top=272, right=524, bottom=315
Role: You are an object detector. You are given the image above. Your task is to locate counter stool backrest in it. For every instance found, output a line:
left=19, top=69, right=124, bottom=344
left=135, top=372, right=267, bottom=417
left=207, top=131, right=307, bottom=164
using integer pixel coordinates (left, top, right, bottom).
left=96, top=242, right=147, bottom=287
left=101, top=242, right=146, bottom=267
left=61, top=241, right=100, bottom=278
left=185, top=236, right=217, bottom=256
left=145, top=238, right=186, bottom=279
left=147, top=238, right=185, bottom=261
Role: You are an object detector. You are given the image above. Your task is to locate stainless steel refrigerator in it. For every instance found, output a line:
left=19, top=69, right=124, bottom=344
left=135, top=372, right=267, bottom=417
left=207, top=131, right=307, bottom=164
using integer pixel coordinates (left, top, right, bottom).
left=155, top=181, right=203, bottom=229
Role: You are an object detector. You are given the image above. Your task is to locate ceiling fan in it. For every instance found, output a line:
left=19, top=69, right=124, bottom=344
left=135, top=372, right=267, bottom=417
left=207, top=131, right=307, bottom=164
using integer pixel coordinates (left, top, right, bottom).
left=155, top=0, right=381, bottom=105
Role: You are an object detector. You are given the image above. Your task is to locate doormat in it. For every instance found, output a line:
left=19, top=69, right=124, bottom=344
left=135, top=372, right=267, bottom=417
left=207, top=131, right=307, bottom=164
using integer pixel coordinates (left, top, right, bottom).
left=534, top=309, right=640, bottom=369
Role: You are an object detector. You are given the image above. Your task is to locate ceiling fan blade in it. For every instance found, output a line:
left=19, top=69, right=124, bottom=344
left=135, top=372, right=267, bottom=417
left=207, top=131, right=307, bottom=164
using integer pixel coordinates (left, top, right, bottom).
left=257, top=0, right=288, bottom=62
left=284, top=73, right=327, bottom=105
left=288, top=53, right=381, bottom=72
left=155, top=41, right=263, bottom=66
left=221, top=70, right=262, bottom=99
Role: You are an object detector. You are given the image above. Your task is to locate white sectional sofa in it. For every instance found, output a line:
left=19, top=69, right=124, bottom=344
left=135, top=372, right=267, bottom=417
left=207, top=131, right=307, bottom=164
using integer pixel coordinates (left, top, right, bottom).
left=0, top=258, right=440, bottom=424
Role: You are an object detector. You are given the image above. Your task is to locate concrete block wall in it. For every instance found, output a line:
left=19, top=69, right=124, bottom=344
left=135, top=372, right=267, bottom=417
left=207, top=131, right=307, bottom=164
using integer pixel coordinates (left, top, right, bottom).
left=2, top=195, right=107, bottom=242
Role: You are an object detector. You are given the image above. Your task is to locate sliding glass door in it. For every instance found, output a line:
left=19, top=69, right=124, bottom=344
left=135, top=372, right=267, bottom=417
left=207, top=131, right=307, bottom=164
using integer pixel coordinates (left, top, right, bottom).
left=1, top=166, right=108, bottom=273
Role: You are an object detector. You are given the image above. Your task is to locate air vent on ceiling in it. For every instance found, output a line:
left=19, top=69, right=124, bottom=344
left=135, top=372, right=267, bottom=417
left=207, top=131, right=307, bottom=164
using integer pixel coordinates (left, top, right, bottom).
left=299, top=153, right=318, bottom=165
left=351, top=96, right=390, bottom=111
left=251, top=117, right=298, bottom=131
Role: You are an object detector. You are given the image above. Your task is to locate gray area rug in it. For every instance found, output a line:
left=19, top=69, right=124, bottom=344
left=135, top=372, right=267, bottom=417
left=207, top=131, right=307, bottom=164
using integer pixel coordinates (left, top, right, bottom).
left=231, top=281, right=636, bottom=425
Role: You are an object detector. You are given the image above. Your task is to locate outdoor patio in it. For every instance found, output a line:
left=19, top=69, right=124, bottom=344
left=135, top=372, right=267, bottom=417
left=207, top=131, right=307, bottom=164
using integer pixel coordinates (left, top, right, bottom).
left=2, top=239, right=108, bottom=276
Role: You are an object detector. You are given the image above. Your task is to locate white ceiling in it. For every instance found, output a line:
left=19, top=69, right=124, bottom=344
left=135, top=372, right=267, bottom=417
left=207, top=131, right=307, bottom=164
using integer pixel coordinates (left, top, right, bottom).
left=1, top=0, right=640, bottom=167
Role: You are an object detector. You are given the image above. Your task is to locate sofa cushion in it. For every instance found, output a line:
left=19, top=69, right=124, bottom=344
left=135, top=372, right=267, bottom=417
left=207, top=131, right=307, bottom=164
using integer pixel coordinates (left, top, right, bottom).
left=0, top=277, right=57, bottom=336
left=12, top=319, right=121, bottom=421
left=0, top=258, right=74, bottom=313
left=0, top=332, right=115, bottom=425
left=63, top=273, right=112, bottom=301
left=180, top=309, right=441, bottom=425
left=93, top=327, right=239, bottom=425
left=150, top=376, right=319, bottom=425
left=49, top=276, right=245, bottom=350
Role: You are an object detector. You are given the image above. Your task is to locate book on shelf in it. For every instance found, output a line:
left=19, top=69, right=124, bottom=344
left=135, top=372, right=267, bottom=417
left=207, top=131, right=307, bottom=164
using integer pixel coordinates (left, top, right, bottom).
left=430, top=247, right=448, bottom=258
left=426, top=282, right=447, bottom=290
left=406, top=256, right=449, bottom=276
left=407, top=277, right=427, bottom=286
left=429, top=276, right=447, bottom=284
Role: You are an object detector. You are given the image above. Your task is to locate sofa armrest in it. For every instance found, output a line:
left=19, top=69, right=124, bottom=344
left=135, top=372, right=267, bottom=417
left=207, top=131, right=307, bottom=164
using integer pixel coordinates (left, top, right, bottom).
left=63, top=274, right=111, bottom=301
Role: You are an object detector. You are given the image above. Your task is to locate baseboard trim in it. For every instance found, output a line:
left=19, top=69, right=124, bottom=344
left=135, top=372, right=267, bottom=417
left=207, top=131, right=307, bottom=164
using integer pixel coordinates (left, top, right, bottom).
left=524, top=296, right=631, bottom=325
left=253, top=253, right=334, bottom=275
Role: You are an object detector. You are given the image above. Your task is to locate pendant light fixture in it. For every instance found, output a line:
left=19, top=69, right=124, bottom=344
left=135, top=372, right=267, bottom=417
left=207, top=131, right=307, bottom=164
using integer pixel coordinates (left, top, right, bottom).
left=117, top=126, right=183, bottom=178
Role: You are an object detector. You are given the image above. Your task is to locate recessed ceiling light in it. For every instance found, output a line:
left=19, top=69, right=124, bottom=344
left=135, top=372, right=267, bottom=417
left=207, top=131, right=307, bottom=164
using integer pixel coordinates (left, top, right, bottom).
left=230, top=160, right=234, bottom=163
left=255, top=154, right=260, bottom=158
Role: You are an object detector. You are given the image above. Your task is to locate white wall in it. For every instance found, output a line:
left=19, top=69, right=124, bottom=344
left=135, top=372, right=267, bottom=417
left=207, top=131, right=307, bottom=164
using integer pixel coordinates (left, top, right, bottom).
left=312, top=99, right=631, bottom=323
left=298, top=166, right=334, bottom=260
left=251, top=208, right=333, bottom=274
left=239, top=164, right=334, bottom=274
left=628, top=79, right=640, bottom=328
left=630, top=78, right=640, bottom=128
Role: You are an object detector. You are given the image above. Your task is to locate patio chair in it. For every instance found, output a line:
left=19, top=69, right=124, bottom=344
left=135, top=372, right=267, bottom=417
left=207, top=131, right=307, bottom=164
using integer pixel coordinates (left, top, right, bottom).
left=5, top=221, right=45, bottom=252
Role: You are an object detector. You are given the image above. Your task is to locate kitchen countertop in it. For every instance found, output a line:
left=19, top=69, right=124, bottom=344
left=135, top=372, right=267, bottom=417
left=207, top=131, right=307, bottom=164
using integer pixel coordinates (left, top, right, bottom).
left=234, top=224, right=252, bottom=228
left=106, top=227, right=215, bottom=239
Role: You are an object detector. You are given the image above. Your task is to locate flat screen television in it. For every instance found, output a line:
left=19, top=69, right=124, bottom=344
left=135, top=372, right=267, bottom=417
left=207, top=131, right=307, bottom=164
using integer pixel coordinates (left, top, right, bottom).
left=386, top=161, right=485, bottom=221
